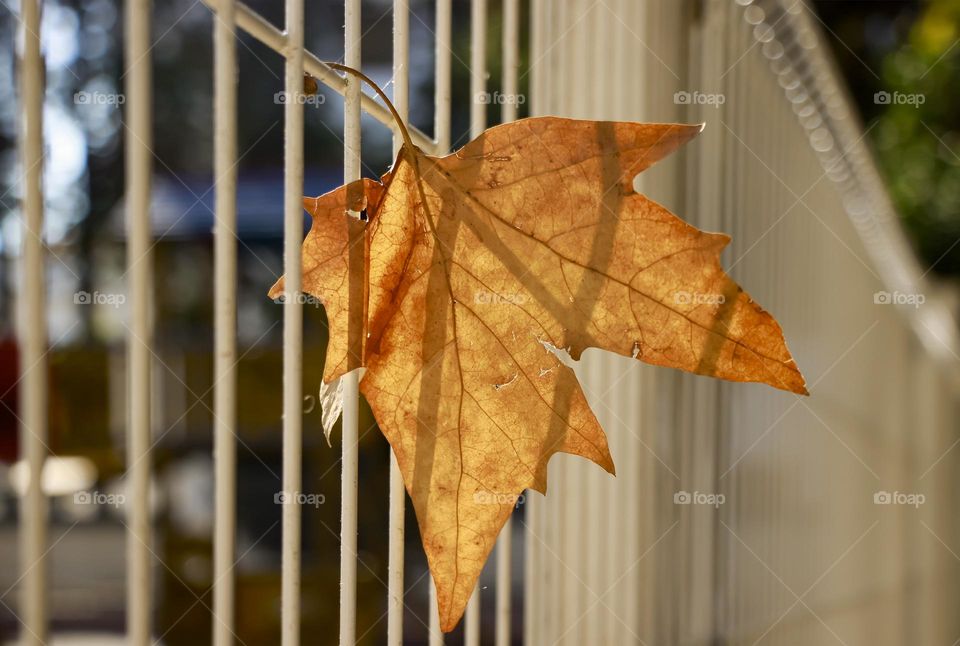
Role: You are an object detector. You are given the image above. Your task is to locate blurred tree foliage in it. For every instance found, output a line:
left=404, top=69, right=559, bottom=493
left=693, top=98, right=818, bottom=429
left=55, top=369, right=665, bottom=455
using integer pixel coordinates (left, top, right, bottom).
left=814, top=0, right=960, bottom=277
left=876, top=0, right=960, bottom=277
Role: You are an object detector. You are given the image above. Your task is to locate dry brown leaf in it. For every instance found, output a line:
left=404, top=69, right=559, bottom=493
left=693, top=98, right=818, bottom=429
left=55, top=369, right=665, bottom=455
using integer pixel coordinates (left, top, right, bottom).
left=269, top=116, right=806, bottom=631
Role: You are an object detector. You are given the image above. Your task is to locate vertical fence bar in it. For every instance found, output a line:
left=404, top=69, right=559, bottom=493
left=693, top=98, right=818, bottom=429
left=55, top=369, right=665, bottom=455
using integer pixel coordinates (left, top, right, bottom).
left=624, top=1, right=643, bottom=638
left=16, top=0, right=47, bottom=643
left=469, top=0, right=487, bottom=136
left=281, top=0, right=304, bottom=641
left=429, top=1, right=451, bottom=643
left=212, top=0, right=238, bottom=642
left=434, top=0, right=452, bottom=154
left=494, top=526, right=512, bottom=646
left=387, top=1, right=409, bottom=644
left=340, top=0, right=362, bottom=643
left=125, top=0, right=154, bottom=641
left=465, top=2, right=487, bottom=644
left=561, top=4, right=582, bottom=644
left=575, top=4, right=604, bottom=644
left=607, top=4, right=626, bottom=638
left=501, top=0, right=519, bottom=124
left=494, top=2, right=519, bottom=645
left=584, top=7, right=603, bottom=642
left=525, top=2, right=544, bottom=641
left=429, top=584, right=443, bottom=646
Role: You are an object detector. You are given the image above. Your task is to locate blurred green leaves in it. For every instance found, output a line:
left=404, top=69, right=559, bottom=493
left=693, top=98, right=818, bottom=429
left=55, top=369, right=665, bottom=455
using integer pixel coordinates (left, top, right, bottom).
left=873, top=0, right=960, bottom=276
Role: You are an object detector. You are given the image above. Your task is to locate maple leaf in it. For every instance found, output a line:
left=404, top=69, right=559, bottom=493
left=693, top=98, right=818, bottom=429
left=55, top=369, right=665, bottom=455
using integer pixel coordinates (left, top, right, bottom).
left=269, top=69, right=805, bottom=632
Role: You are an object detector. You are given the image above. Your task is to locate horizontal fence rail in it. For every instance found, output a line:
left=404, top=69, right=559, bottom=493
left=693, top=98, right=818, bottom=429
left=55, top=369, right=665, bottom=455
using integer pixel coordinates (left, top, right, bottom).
left=202, top=0, right=439, bottom=154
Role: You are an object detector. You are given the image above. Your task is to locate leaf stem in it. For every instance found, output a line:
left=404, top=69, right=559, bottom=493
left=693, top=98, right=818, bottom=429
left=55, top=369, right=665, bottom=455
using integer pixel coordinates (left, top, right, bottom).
left=325, top=62, right=417, bottom=154
left=325, top=62, right=448, bottom=258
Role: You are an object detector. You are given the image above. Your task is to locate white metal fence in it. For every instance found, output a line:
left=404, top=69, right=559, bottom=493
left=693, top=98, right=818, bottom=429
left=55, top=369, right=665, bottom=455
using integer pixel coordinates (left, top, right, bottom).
left=9, top=0, right=960, bottom=644
left=525, top=1, right=960, bottom=644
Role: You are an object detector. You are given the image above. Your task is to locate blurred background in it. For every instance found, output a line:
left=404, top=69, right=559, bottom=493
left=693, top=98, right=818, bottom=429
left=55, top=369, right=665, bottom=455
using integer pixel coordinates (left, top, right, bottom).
left=0, top=1, right=529, bottom=643
left=0, top=0, right=958, bottom=644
